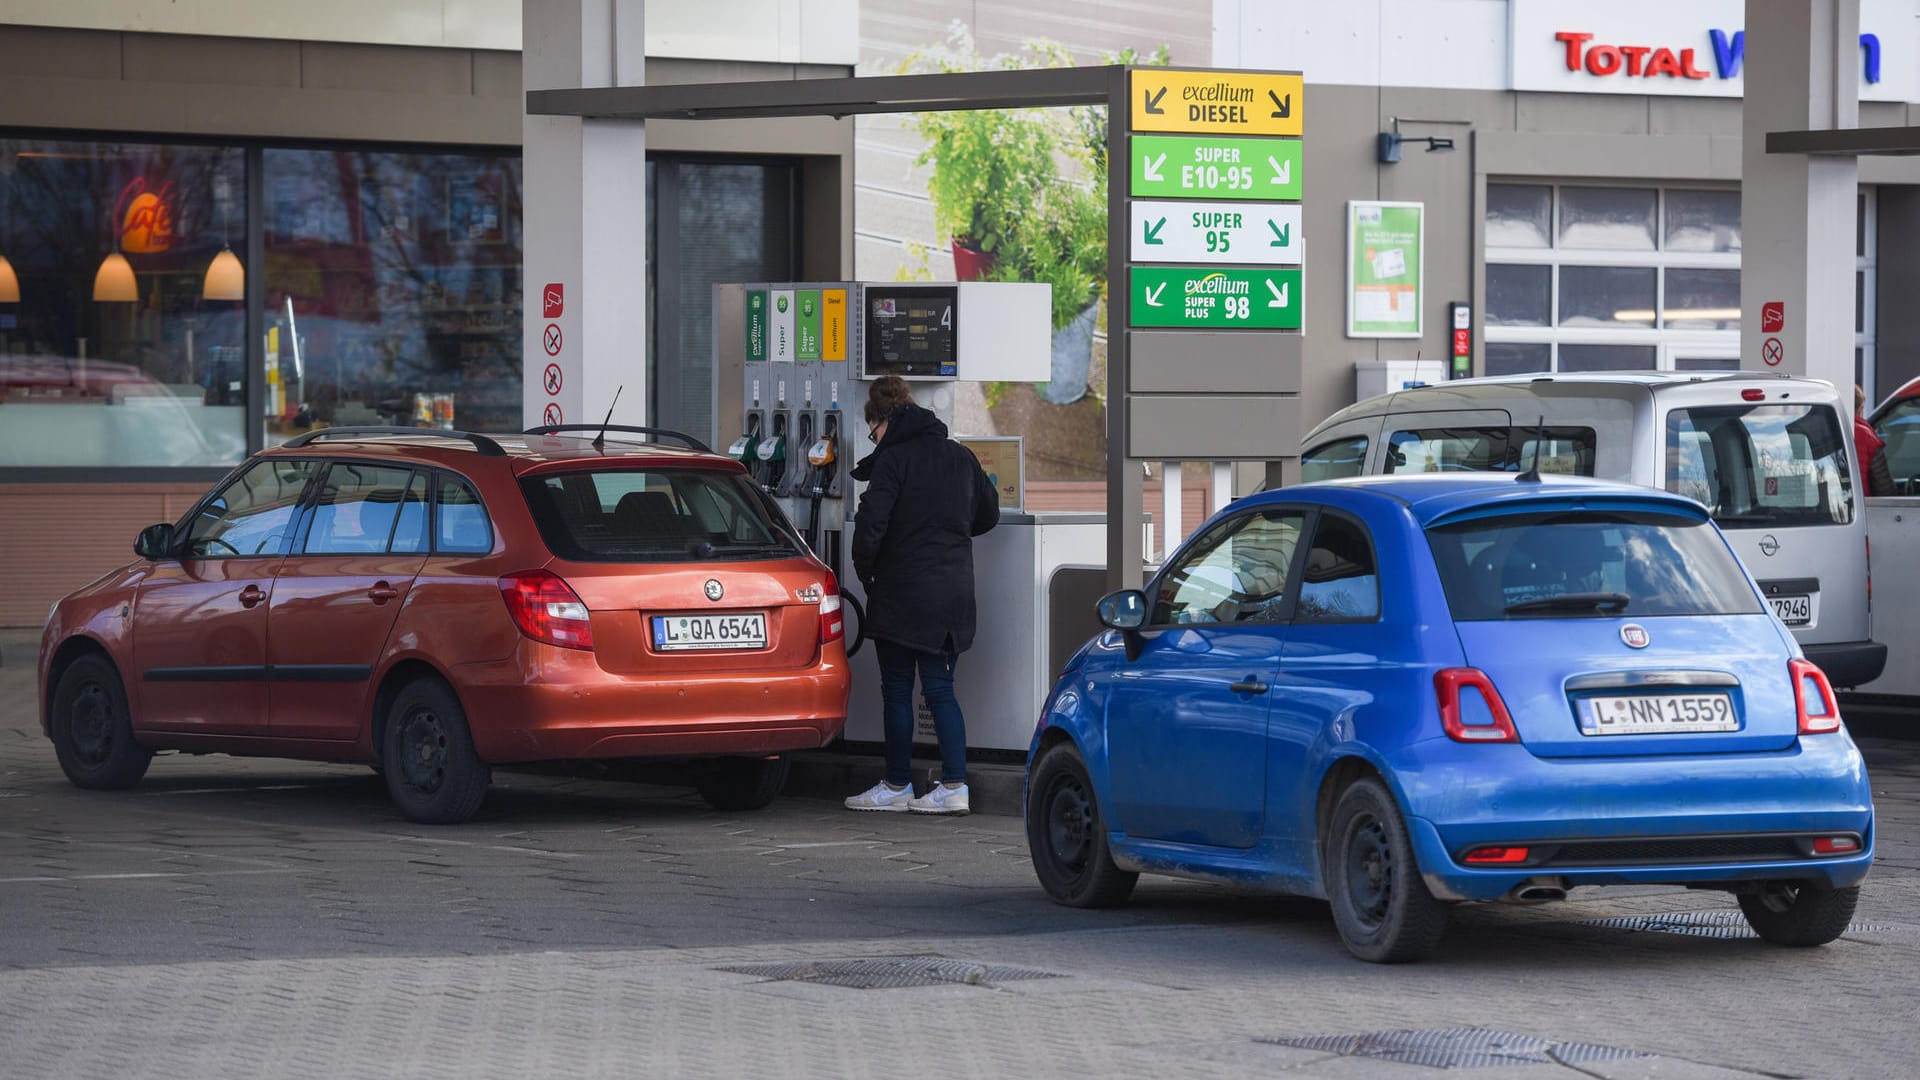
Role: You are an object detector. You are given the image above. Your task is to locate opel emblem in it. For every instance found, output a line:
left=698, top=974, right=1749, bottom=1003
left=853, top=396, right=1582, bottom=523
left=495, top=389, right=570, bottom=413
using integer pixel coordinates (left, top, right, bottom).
left=704, top=579, right=724, bottom=602
left=1759, top=534, right=1781, bottom=557
left=1620, top=624, right=1650, bottom=649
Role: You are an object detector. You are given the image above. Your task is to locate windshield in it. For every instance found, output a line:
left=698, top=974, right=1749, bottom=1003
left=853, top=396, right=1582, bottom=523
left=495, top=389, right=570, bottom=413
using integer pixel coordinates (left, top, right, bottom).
left=1665, top=404, right=1853, bottom=527
left=520, top=467, right=802, bottom=563
left=1426, top=509, right=1763, bottom=621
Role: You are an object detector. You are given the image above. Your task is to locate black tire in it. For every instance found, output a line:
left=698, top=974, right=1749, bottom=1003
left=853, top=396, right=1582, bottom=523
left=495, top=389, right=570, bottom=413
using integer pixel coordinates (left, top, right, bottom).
left=695, top=755, right=791, bottom=811
left=1026, top=741, right=1137, bottom=908
left=49, top=653, right=152, bottom=790
left=1324, top=777, right=1449, bottom=963
left=1738, top=882, right=1860, bottom=946
left=382, top=677, right=489, bottom=824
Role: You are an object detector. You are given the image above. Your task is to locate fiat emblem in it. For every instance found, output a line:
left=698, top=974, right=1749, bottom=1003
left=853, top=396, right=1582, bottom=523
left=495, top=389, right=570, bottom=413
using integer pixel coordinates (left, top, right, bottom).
left=704, top=579, right=724, bottom=602
left=1758, top=534, right=1781, bottom=557
left=1620, top=624, right=1650, bottom=649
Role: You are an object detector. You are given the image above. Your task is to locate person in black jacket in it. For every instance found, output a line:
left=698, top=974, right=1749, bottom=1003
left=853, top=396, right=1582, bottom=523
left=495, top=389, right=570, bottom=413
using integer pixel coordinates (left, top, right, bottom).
left=843, top=376, right=999, bottom=815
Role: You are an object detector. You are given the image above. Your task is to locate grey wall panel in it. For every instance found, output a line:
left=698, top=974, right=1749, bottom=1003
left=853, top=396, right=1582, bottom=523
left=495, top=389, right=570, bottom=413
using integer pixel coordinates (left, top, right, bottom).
left=1651, top=97, right=1742, bottom=136
left=1126, top=395, right=1303, bottom=460
left=1517, top=91, right=1649, bottom=135
left=1129, top=332, right=1302, bottom=394
left=1477, top=131, right=1732, bottom=180
left=121, top=33, right=301, bottom=88
left=300, top=41, right=476, bottom=96
left=0, top=25, right=121, bottom=79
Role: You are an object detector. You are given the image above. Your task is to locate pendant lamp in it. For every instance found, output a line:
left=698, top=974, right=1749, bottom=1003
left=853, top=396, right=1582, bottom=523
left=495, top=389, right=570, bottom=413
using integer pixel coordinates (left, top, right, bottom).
left=202, top=245, right=244, bottom=301
left=0, top=254, right=18, bottom=303
left=93, top=251, right=137, bottom=302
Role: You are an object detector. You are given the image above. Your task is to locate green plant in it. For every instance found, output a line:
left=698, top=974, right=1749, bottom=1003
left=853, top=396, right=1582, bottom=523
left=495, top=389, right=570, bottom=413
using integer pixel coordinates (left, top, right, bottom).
left=900, top=28, right=1169, bottom=330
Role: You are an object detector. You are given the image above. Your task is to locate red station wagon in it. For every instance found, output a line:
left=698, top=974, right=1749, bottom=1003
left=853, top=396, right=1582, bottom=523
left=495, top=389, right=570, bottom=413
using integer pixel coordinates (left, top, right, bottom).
left=38, top=426, right=852, bottom=823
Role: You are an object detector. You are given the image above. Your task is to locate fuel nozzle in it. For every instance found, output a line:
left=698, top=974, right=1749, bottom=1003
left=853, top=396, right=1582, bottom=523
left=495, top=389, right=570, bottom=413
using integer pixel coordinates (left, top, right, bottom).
left=806, top=419, right=838, bottom=494
left=730, top=413, right=763, bottom=468
left=756, top=414, right=788, bottom=492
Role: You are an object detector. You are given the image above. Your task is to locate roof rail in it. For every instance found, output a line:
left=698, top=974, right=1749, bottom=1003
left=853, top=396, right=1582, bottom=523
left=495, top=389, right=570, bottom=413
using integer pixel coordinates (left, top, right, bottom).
left=523, top=424, right=711, bottom=453
left=281, top=426, right=507, bottom=456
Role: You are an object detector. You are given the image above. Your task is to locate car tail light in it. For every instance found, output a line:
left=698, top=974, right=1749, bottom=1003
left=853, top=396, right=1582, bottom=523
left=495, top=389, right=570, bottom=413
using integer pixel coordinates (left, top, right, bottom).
left=1790, top=658, right=1841, bottom=734
left=499, top=570, right=595, bottom=651
left=1741, top=388, right=1766, bottom=401
left=818, top=568, right=844, bottom=645
left=1435, top=667, right=1518, bottom=743
left=1462, top=845, right=1531, bottom=864
left=1812, top=836, right=1860, bottom=855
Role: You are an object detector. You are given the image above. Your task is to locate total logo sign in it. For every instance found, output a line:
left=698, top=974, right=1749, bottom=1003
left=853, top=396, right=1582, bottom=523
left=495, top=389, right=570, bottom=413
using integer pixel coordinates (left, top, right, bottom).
left=1510, top=0, right=1911, bottom=101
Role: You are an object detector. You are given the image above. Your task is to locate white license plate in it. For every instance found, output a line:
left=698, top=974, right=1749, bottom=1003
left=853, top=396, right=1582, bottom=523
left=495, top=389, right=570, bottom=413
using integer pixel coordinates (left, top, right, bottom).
left=1578, top=693, right=1737, bottom=735
left=1769, top=594, right=1812, bottom=627
left=651, top=612, right=767, bottom=651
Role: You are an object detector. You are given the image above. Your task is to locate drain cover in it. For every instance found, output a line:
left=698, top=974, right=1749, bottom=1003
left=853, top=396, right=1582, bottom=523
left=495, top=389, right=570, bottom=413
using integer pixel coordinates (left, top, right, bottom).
left=1259, top=1028, right=1650, bottom=1070
left=1576, top=909, right=1888, bottom=939
left=719, top=956, right=1059, bottom=990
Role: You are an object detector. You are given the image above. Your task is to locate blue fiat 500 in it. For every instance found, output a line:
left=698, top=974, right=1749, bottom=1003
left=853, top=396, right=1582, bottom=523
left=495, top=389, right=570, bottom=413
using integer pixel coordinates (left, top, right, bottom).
left=1025, top=475, right=1874, bottom=963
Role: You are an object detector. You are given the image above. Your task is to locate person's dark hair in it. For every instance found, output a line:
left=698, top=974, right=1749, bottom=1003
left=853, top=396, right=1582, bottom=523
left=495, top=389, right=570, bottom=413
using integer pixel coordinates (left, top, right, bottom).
left=864, top=375, right=914, bottom=425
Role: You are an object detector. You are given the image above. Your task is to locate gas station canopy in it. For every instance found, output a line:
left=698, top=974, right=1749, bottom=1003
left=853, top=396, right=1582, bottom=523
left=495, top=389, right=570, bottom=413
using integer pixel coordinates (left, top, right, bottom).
left=526, top=67, right=1122, bottom=122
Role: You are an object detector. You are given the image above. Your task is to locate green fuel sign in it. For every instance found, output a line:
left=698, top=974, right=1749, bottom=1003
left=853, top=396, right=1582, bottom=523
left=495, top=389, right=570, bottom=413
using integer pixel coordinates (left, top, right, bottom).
left=1131, top=135, right=1302, bottom=201
left=1129, top=266, right=1302, bottom=329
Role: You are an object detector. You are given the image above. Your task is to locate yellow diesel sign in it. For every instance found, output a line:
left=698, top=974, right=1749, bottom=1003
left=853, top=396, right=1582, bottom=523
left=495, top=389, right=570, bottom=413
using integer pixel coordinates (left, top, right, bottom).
left=1129, top=69, right=1303, bottom=137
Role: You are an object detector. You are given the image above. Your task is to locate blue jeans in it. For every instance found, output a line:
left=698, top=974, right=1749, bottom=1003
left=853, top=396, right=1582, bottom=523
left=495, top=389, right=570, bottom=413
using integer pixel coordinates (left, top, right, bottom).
left=875, top=638, right=967, bottom=787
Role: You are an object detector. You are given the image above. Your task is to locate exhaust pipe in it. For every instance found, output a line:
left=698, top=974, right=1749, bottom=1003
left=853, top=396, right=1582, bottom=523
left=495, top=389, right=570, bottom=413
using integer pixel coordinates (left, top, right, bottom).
left=1503, top=878, right=1570, bottom=904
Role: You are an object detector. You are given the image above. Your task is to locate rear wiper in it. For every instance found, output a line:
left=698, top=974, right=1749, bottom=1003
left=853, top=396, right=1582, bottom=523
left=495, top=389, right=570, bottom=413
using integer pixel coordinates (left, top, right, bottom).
left=1504, top=591, right=1631, bottom=615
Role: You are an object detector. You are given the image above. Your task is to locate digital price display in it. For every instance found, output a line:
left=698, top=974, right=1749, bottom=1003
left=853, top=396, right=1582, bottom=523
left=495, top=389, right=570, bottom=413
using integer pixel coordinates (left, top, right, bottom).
left=861, top=285, right=958, bottom=380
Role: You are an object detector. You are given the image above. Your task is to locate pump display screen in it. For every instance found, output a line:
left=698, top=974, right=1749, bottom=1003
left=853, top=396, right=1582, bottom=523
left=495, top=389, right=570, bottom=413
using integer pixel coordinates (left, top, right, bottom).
left=862, top=286, right=957, bottom=379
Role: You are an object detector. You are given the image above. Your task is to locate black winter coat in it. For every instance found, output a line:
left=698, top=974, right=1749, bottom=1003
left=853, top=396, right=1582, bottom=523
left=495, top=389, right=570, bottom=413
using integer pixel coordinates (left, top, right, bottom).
left=850, top=404, right=1000, bottom=654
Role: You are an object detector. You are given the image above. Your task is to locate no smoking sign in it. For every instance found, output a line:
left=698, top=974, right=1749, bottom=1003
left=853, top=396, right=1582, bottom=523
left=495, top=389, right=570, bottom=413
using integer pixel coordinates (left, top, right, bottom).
left=543, top=323, right=563, bottom=357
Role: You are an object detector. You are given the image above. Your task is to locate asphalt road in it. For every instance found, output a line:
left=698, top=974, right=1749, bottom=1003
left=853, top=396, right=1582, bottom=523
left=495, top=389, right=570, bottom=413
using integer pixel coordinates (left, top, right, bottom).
left=3, top=629, right=1917, bottom=1079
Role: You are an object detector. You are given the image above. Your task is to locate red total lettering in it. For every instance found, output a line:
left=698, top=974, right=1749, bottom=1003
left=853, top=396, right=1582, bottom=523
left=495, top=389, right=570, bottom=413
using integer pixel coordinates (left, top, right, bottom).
left=1556, top=31, right=1594, bottom=71
left=1680, top=47, right=1711, bottom=78
left=1646, top=47, right=1683, bottom=77
left=1586, top=44, right=1623, bottom=75
left=1619, top=45, right=1652, bottom=75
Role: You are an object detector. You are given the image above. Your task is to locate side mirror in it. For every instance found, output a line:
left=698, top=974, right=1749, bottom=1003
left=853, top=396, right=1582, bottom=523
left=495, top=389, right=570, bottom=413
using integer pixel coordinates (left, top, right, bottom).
left=1096, top=589, right=1149, bottom=631
left=134, top=523, right=175, bottom=561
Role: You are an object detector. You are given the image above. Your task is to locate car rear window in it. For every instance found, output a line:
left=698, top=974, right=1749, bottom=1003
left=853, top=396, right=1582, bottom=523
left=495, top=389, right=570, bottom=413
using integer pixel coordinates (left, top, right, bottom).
left=1386, top=426, right=1596, bottom=476
left=1426, top=509, right=1763, bottom=621
left=520, top=467, right=801, bottom=563
left=1666, top=404, right=1854, bottom=527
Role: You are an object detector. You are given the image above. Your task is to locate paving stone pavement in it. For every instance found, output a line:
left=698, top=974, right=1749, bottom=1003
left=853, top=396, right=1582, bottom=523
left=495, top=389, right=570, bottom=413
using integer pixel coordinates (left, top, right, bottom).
left=3, top=630, right=1918, bottom=1079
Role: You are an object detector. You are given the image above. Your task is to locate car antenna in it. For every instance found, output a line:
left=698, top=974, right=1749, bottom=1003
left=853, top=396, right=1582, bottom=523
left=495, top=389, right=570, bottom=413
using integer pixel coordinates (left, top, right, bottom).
left=1516, top=414, right=1545, bottom=483
left=591, top=386, right=623, bottom=451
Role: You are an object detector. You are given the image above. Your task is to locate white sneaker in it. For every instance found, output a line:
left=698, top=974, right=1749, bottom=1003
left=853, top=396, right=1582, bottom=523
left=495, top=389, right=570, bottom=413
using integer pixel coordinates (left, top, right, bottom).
left=908, top=782, right=970, bottom=816
left=844, top=781, right=914, bottom=812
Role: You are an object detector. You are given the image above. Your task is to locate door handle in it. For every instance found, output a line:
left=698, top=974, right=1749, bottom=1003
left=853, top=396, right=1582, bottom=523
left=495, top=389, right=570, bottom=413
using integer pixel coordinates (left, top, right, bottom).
left=1229, top=677, right=1269, bottom=695
left=367, top=582, right=400, bottom=604
left=238, top=585, right=266, bottom=608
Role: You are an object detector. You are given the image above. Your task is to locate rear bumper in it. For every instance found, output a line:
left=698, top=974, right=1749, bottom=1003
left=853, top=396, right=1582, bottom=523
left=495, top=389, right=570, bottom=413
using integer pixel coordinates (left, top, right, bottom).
left=1803, top=640, right=1887, bottom=689
left=450, top=639, right=851, bottom=763
left=1390, top=735, right=1875, bottom=901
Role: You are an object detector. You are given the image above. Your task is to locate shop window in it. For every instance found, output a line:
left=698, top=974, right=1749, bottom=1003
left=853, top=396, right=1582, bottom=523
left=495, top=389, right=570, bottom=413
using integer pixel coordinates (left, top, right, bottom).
left=263, top=148, right=523, bottom=444
left=1560, top=344, right=1657, bottom=372
left=1558, top=266, right=1655, bottom=327
left=1486, top=342, right=1550, bottom=376
left=1663, top=268, right=1740, bottom=330
left=1485, top=184, right=1552, bottom=248
left=1557, top=187, right=1657, bottom=250
left=1664, top=190, right=1741, bottom=253
left=1486, top=264, right=1550, bottom=327
left=0, top=138, right=249, bottom=468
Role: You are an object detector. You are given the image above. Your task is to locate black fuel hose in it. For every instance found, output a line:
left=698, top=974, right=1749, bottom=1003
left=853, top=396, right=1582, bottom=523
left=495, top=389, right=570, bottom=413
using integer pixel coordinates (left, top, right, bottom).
left=841, top=592, right=868, bottom=657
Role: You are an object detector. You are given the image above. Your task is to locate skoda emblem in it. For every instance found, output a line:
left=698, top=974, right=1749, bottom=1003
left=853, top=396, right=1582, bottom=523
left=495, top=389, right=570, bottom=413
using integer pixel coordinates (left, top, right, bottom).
left=1620, top=624, right=1650, bottom=649
left=704, top=579, right=724, bottom=602
left=1759, top=534, right=1781, bottom=557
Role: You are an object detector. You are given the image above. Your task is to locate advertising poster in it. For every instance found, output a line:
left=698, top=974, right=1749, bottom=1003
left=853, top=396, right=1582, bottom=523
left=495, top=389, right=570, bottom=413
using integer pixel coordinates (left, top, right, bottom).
left=1347, top=201, right=1423, bottom=338
left=956, top=436, right=1024, bottom=512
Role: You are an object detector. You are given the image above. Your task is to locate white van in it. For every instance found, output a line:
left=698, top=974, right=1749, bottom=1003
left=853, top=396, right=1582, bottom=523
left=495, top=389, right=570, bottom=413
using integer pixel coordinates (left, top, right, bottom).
left=1300, top=372, right=1886, bottom=687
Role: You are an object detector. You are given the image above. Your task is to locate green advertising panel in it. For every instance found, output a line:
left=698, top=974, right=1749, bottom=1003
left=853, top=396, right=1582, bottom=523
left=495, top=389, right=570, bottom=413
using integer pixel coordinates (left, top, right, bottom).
left=1346, top=201, right=1423, bottom=338
left=1130, top=135, right=1302, bottom=201
left=796, top=289, right=822, bottom=360
left=746, top=289, right=767, bottom=361
left=1129, top=266, right=1302, bottom=329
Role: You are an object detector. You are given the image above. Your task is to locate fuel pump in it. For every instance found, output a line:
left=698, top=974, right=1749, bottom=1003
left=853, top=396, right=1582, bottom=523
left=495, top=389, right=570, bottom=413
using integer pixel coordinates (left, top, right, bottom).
left=801, top=413, right=839, bottom=554
left=730, top=411, right=764, bottom=470
left=755, top=411, right=788, bottom=493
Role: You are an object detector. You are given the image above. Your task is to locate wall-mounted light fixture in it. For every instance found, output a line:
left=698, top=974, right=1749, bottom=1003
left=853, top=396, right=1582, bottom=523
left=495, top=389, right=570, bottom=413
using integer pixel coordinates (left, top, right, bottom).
left=1378, top=117, right=1467, bottom=164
